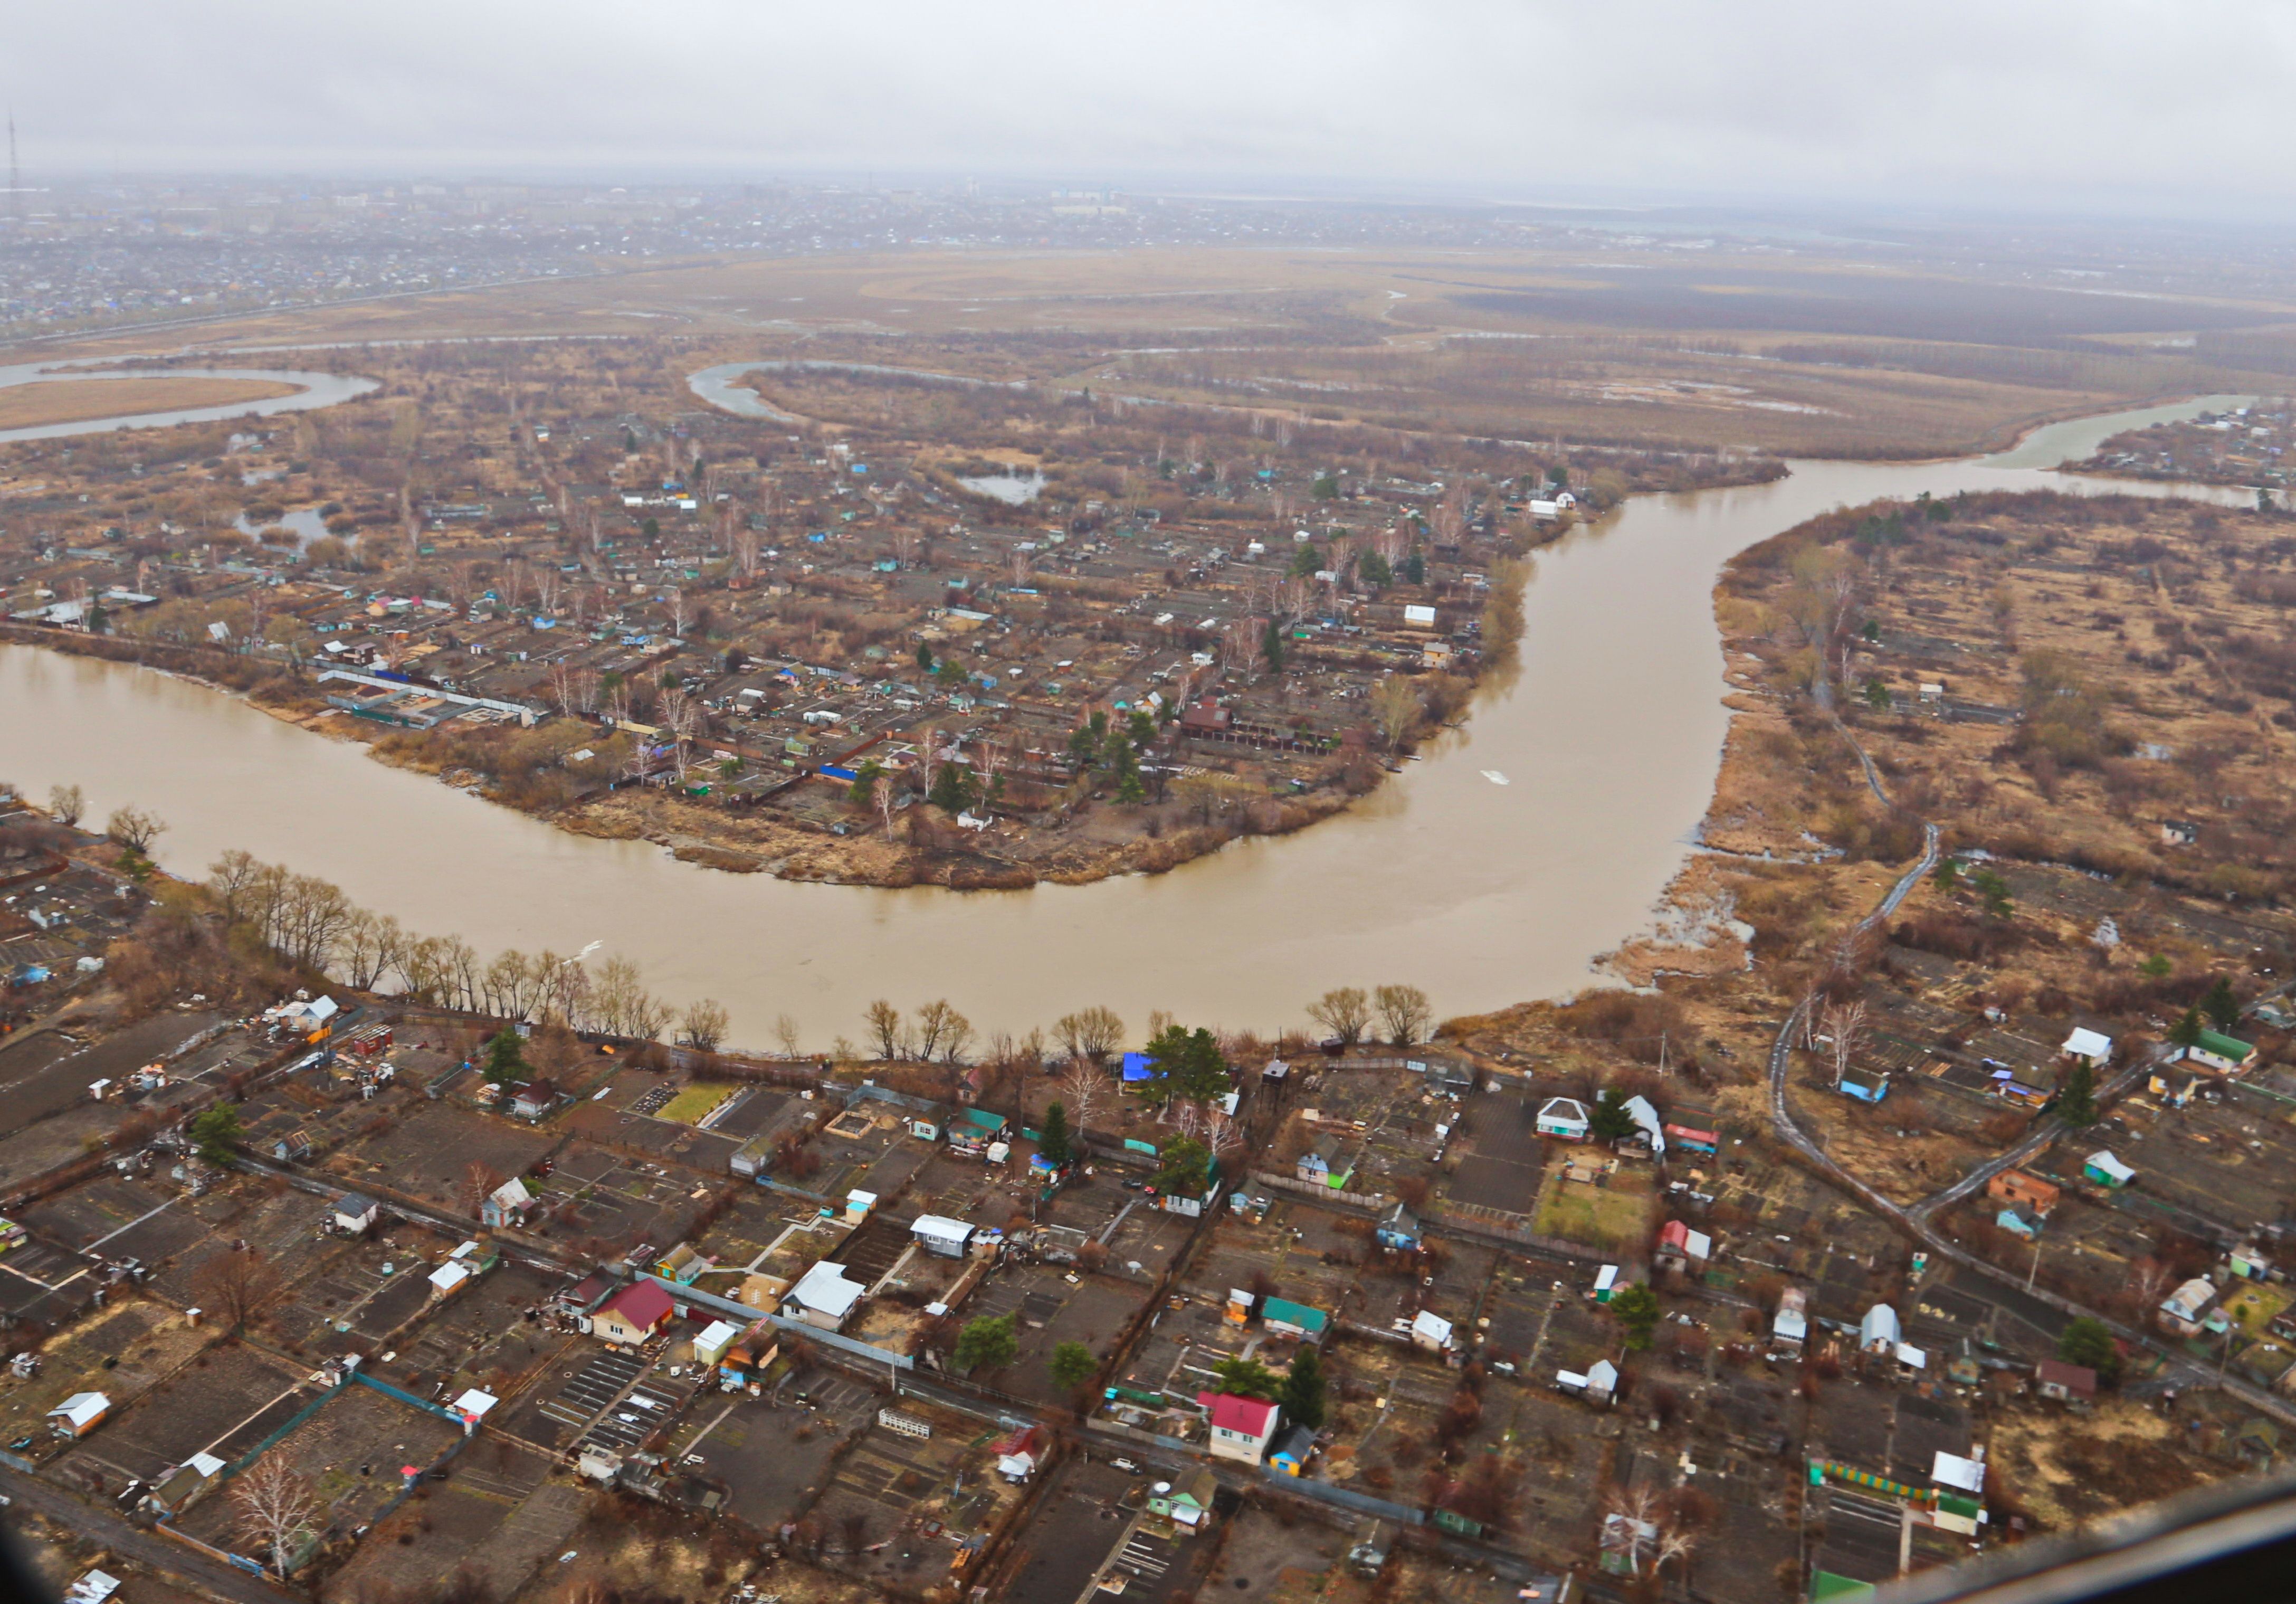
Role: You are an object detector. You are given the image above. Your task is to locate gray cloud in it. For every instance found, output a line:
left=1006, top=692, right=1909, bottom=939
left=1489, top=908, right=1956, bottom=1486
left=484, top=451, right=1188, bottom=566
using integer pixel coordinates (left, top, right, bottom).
left=18, top=1, right=2296, bottom=213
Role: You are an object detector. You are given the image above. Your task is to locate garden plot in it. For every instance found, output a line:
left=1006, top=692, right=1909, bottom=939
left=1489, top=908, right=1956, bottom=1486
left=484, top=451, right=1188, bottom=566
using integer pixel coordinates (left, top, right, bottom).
left=329, top=1102, right=554, bottom=1209
left=497, top=1344, right=653, bottom=1454
left=51, top=1342, right=316, bottom=1495
left=174, top=1381, right=464, bottom=1553
left=319, top=1432, right=557, bottom=1604
left=0, top=1298, right=209, bottom=1454
left=382, top=1258, right=565, bottom=1399
left=665, top=1373, right=873, bottom=1532
left=21, top=1173, right=206, bottom=1264
left=805, top=1404, right=1018, bottom=1592
left=954, top=1263, right=1142, bottom=1404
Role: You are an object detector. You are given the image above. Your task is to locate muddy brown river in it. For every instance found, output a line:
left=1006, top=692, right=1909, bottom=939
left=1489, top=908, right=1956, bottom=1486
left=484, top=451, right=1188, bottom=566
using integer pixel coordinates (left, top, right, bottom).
left=0, top=395, right=2254, bottom=1045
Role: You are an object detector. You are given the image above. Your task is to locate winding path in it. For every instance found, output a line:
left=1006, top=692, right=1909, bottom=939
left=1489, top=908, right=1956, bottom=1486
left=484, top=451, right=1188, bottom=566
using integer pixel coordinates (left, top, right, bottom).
left=1765, top=692, right=2296, bottom=1425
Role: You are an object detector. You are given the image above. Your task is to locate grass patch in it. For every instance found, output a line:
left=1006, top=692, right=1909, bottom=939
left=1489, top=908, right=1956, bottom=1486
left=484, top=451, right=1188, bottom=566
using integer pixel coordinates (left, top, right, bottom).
left=1532, top=1162, right=1653, bottom=1251
left=656, top=1081, right=736, bottom=1125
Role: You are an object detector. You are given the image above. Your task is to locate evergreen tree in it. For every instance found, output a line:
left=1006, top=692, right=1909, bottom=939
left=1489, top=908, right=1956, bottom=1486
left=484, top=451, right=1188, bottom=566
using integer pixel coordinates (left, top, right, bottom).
left=1607, top=1283, right=1661, bottom=1352
left=928, top=762, right=975, bottom=814
left=1127, top=708, right=1158, bottom=751
left=1039, top=1101, right=1072, bottom=1167
left=915, top=640, right=935, bottom=670
left=1358, top=550, right=1392, bottom=587
left=190, top=1104, right=243, bottom=1167
left=2057, top=1059, right=2098, bottom=1127
left=1212, top=1354, right=1282, bottom=1401
left=1262, top=621, right=1285, bottom=672
left=1280, top=1346, right=1327, bottom=1430
left=2058, top=1316, right=2120, bottom=1380
left=1588, top=1086, right=1637, bottom=1143
left=2170, top=1009, right=2204, bottom=1050
left=2203, top=975, right=2241, bottom=1032
left=482, top=1028, right=529, bottom=1085
left=1154, top=1136, right=1210, bottom=1197
left=1402, top=551, right=1425, bottom=586
left=846, top=758, right=885, bottom=806
left=1047, top=1341, right=1098, bottom=1392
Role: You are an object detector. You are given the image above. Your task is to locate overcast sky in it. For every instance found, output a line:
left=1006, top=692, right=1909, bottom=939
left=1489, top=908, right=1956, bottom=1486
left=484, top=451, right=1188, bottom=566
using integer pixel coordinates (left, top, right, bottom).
left=18, top=1, right=2296, bottom=215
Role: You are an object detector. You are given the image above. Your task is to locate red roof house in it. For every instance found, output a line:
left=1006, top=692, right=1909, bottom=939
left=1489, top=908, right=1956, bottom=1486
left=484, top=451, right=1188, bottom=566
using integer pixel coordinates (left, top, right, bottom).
left=1197, top=1391, right=1282, bottom=1464
left=589, top=1279, right=675, bottom=1345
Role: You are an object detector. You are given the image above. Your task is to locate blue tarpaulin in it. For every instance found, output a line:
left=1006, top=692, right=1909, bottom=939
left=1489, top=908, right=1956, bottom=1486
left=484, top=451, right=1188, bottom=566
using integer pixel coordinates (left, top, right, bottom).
left=1122, top=1052, right=1156, bottom=1082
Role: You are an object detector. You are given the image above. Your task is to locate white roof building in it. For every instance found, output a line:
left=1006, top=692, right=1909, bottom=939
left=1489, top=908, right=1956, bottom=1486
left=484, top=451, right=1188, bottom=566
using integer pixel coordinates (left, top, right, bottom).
left=910, top=1215, right=975, bottom=1257
left=790, top=1261, right=866, bottom=1327
left=1859, top=1304, right=1901, bottom=1352
left=47, top=1391, right=109, bottom=1436
left=1932, top=1451, right=1985, bottom=1495
left=1623, top=1095, right=1666, bottom=1154
left=2062, top=1027, right=2114, bottom=1065
left=1585, top=1359, right=1619, bottom=1402
left=1411, top=1309, right=1455, bottom=1351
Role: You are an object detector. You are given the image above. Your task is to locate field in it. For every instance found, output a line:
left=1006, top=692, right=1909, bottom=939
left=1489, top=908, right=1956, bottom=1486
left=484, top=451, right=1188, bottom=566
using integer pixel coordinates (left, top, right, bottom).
left=0, top=376, right=300, bottom=429
left=654, top=1081, right=736, bottom=1125
left=1531, top=1157, right=1654, bottom=1251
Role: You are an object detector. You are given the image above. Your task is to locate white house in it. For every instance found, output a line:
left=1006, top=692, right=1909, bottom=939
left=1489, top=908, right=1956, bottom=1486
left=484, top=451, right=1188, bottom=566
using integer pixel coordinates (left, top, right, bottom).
left=1197, top=1392, right=1282, bottom=1465
left=1411, top=1309, right=1455, bottom=1353
left=1536, top=1097, right=1590, bottom=1141
left=47, top=1391, right=109, bottom=1438
left=481, top=1178, right=532, bottom=1228
left=1858, top=1304, right=1901, bottom=1354
left=788, top=1261, right=867, bottom=1331
left=910, top=1215, right=974, bottom=1259
left=1623, top=1095, right=1666, bottom=1155
left=1773, top=1287, right=1809, bottom=1348
left=2061, top=1028, right=2114, bottom=1068
left=332, top=1193, right=380, bottom=1236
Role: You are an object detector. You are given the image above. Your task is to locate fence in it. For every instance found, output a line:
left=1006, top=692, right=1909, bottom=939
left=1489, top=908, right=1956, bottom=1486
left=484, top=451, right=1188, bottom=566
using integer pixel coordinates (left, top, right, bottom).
left=1267, top=1472, right=1428, bottom=1526
left=1253, top=1171, right=1394, bottom=1211
left=636, top=1271, right=914, bottom=1371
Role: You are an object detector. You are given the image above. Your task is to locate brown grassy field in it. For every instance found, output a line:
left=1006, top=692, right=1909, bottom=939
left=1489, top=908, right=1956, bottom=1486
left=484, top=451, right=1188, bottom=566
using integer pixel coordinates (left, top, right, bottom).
left=25, top=245, right=2296, bottom=459
left=0, top=375, right=301, bottom=429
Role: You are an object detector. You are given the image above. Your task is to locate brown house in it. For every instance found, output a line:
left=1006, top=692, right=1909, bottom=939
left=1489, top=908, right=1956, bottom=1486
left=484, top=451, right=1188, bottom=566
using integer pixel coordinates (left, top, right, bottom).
left=1988, top=1170, right=2062, bottom=1216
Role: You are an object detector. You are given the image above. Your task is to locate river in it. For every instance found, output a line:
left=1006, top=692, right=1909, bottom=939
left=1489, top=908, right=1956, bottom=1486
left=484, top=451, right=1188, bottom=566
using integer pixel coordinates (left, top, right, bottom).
left=0, top=359, right=378, bottom=443
left=0, top=393, right=2254, bottom=1047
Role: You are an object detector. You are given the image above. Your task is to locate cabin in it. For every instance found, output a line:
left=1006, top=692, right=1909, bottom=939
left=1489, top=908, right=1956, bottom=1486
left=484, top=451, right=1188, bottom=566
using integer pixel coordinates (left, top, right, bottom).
left=1148, top=1466, right=1222, bottom=1523
left=1621, top=1095, right=1666, bottom=1155
left=1774, top=1287, right=1809, bottom=1348
left=656, top=1244, right=712, bottom=1285
left=1536, top=1097, right=1590, bottom=1141
left=1858, top=1304, right=1901, bottom=1355
left=46, top=1391, right=109, bottom=1439
left=508, top=1081, right=557, bottom=1122
left=1557, top=1359, right=1618, bottom=1406
left=589, top=1279, right=675, bottom=1346
left=1296, top=1134, right=1358, bottom=1190
left=271, top=1131, right=313, bottom=1163
left=1592, top=1264, right=1620, bottom=1304
left=2060, top=1027, right=2115, bottom=1069
left=1837, top=1066, right=1890, bottom=1104
left=1653, top=1220, right=1712, bottom=1274
left=331, top=1193, right=380, bottom=1236
left=1376, top=1201, right=1422, bottom=1252
left=911, top=1215, right=975, bottom=1259
left=2184, top=1030, right=2257, bottom=1075
left=947, top=1107, right=1009, bottom=1159
left=2159, top=1277, right=2219, bottom=1338
left=1268, top=1422, right=1317, bottom=1477
left=1411, top=1309, right=1455, bottom=1354
left=2085, top=1151, right=2137, bottom=1190
left=691, top=1319, right=742, bottom=1368
left=1262, top=1297, right=1332, bottom=1344
left=482, top=1177, right=533, bottom=1228
left=1996, top=1205, right=2043, bottom=1240
left=1197, top=1391, right=1282, bottom=1464
left=2036, top=1360, right=2098, bottom=1404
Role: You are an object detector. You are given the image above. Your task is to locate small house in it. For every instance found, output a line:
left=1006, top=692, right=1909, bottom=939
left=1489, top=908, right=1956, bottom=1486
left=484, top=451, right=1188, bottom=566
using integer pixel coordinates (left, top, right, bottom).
left=2085, top=1151, right=2137, bottom=1190
left=481, top=1177, right=533, bottom=1228
left=845, top=1190, right=877, bottom=1225
left=1296, top=1134, right=1358, bottom=1190
left=906, top=1111, right=942, bottom=1141
left=2036, top=1360, right=2097, bottom=1404
left=1225, top=1289, right=1255, bottom=1325
left=450, top=1389, right=499, bottom=1432
left=1197, top=1391, right=1282, bottom=1464
left=1411, top=1309, right=1455, bottom=1353
left=46, top=1391, right=109, bottom=1439
left=590, top=1279, right=676, bottom=1345
left=656, top=1244, right=712, bottom=1285
left=1148, top=1466, right=1221, bottom=1522
left=788, top=1260, right=866, bottom=1331
left=1858, top=1304, right=1901, bottom=1354
left=2060, top=1027, right=2114, bottom=1069
left=995, top=1423, right=1043, bottom=1482
left=427, top=1258, right=475, bottom=1299
left=2230, top=1243, right=2272, bottom=1282
left=1536, top=1097, right=1590, bottom=1141
left=730, top=1134, right=774, bottom=1179
left=1774, top=1286, right=1809, bottom=1347
left=1996, top=1206, right=2043, bottom=1241
left=271, top=1131, right=313, bottom=1163
left=1269, top=1422, right=1317, bottom=1476
left=1584, top=1359, right=1618, bottom=1404
left=1654, top=1220, right=1712, bottom=1273
left=2184, top=1031, right=2257, bottom=1075
left=508, top=1080, right=557, bottom=1122
left=2159, top=1277, right=2218, bottom=1338
left=911, top=1214, right=975, bottom=1259
left=145, top=1451, right=225, bottom=1515
left=1376, top=1201, right=1422, bottom=1252
left=1622, top=1095, right=1666, bottom=1155
left=1987, top=1170, right=2061, bottom=1216
left=332, top=1193, right=380, bottom=1236
left=1837, top=1066, right=1890, bottom=1104
left=1592, top=1264, right=1620, bottom=1304
left=948, top=1107, right=1009, bottom=1159
left=691, top=1319, right=741, bottom=1368
left=1662, top=1124, right=1718, bottom=1156
left=1262, top=1297, right=1332, bottom=1343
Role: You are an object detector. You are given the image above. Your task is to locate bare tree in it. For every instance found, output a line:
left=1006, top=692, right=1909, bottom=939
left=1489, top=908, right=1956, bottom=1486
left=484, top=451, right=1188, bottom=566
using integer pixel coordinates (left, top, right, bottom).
left=208, top=848, right=262, bottom=926
left=189, top=1246, right=283, bottom=1332
left=1374, top=984, right=1433, bottom=1046
left=1308, top=987, right=1371, bottom=1046
left=914, top=1000, right=959, bottom=1061
left=773, top=1012, right=803, bottom=1059
left=873, top=774, right=898, bottom=838
left=47, top=783, right=84, bottom=828
left=1371, top=677, right=1419, bottom=751
left=1054, top=1006, right=1125, bottom=1064
left=864, top=1000, right=903, bottom=1060
left=231, top=1455, right=322, bottom=1578
left=463, top=1160, right=506, bottom=1214
left=1819, top=999, right=1868, bottom=1089
left=1057, top=1060, right=1104, bottom=1133
left=679, top=998, right=730, bottom=1053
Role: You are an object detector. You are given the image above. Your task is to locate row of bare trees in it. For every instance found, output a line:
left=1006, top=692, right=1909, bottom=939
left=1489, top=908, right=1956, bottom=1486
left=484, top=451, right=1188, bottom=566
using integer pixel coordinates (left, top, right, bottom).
left=1307, top=984, right=1434, bottom=1046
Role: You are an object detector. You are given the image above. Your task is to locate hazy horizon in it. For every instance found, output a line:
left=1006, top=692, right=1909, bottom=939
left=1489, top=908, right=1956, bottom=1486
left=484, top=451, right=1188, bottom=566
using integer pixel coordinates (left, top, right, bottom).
left=16, top=1, right=2296, bottom=225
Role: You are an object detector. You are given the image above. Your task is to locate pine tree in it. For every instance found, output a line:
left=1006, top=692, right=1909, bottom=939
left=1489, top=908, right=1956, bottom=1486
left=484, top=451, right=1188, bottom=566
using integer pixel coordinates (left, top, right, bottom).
left=2057, top=1059, right=2098, bottom=1127
left=482, top=1028, right=529, bottom=1085
left=2170, top=1009, right=2204, bottom=1049
left=1281, top=1346, right=1327, bottom=1430
left=1039, top=1101, right=1072, bottom=1167
left=2203, top=975, right=2241, bottom=1032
